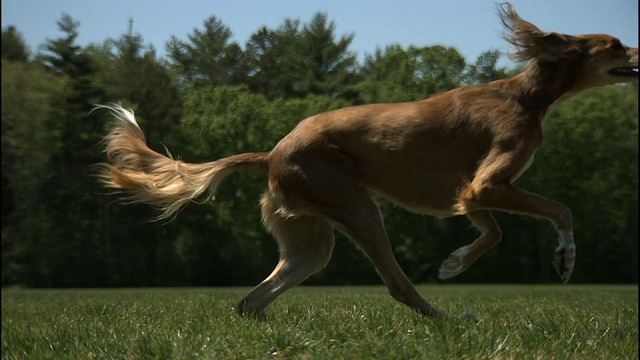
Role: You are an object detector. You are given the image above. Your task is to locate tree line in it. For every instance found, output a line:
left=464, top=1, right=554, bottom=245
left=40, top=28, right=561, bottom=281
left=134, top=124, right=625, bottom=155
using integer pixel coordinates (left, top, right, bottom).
left=2, top=12, right=637, bottom=288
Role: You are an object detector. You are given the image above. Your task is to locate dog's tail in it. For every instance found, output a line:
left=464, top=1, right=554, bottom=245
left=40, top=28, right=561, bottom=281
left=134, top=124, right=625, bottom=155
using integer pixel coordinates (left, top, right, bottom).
left=95, top=104, right=269, bottom=220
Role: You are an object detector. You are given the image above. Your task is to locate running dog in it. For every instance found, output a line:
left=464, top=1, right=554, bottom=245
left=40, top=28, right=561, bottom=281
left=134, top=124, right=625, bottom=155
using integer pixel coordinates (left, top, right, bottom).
left=97, top=3, right=638, bottom=318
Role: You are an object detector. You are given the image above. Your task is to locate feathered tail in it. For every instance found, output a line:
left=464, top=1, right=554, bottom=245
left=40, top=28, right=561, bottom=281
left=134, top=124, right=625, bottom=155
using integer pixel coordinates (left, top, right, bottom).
left=96, top=104, right=269, bottom=220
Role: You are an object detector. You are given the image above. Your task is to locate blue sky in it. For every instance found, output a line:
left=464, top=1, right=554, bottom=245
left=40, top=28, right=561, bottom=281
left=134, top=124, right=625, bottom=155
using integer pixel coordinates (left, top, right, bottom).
left=2, top=0, right=638, bottom=68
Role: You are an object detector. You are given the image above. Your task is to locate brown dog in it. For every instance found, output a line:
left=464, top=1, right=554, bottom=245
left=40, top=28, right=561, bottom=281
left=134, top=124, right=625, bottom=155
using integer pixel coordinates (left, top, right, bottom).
left=97, top=3, right=638, bottom=318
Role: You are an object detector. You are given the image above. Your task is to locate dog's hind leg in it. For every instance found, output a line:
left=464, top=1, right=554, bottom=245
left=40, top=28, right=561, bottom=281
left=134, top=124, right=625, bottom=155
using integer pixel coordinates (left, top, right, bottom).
left=235, top=192, right=335, bottom=319
left=320, top=186, right=448, bottom=318
left=439, top=210, right=502, bottom=280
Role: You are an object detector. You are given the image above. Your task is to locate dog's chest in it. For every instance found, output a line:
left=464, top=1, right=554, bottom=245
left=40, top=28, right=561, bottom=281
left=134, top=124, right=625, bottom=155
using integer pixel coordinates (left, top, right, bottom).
left=511, top=152, right=536, bottom=183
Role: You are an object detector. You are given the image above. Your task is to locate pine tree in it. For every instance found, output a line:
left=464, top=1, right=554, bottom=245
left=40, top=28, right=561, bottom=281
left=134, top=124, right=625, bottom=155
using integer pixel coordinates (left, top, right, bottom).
left=2, top=26, right=31, bottom=62
left=166, top=16, right=243, bottom=88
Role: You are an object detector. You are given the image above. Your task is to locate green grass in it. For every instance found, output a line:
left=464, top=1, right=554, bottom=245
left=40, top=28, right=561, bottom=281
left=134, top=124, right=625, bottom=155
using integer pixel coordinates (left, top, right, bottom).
left=2, top=285, right=637, bottom=359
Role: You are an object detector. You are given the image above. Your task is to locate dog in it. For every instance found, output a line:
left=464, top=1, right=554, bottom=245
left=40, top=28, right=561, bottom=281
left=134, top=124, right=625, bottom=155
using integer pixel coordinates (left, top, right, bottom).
left=97, top=3, right=638, bottom=319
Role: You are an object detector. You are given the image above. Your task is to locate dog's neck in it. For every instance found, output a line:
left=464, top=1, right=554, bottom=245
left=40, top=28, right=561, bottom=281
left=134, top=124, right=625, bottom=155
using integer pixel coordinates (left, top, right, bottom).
left=504, top=60, right=582, bottom=123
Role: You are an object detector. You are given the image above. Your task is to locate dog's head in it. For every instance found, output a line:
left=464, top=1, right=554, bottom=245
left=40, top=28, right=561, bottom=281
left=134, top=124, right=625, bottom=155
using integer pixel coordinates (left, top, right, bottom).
left=499, top=3, right=638, bottom=87
left=575, top=34, right=638, bottom=86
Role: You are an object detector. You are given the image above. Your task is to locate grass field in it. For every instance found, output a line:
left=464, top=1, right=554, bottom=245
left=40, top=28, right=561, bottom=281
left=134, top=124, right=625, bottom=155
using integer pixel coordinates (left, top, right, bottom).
left=2, top=285, right=637, bottom=359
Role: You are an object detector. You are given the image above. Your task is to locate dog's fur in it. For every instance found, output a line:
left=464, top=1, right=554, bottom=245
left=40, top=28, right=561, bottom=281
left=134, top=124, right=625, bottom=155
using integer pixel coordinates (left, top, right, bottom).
left=97, top=3, right=638, bottom=318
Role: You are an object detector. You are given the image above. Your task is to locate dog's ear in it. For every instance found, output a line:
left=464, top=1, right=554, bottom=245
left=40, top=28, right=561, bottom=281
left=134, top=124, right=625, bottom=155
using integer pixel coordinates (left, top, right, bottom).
left=499, top=3, right=584, bottom=62
left=535, top=32, right=584, bottom=61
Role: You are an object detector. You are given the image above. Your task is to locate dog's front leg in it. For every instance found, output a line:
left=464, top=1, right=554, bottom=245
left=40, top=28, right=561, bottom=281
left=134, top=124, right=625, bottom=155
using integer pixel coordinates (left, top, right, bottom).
left=439, top=210, right=502, bottom=280
left=456, top=182, right=575, bottom=283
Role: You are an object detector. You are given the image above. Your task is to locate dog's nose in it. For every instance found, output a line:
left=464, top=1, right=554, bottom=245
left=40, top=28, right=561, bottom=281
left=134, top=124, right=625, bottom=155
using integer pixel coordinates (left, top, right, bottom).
left=628, top=47, right=639, bottom=64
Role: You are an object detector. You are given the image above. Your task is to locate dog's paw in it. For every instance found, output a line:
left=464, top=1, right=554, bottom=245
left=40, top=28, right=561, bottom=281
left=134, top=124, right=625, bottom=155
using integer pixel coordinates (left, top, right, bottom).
left=552, top=244, right=576, bottom=283
left=438, top=245, right=471, bottom=280
left=460, top=308, right=478, bottom=322
left=235, top=302, right=268, bottom=321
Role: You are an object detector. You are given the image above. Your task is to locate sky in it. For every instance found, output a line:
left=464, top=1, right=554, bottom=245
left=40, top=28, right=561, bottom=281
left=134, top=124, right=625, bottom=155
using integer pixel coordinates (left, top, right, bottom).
left=2, top=0, right=638, bottom=68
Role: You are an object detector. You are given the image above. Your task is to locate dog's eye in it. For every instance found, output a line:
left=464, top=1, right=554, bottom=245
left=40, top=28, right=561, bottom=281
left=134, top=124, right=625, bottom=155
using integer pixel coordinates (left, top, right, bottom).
left=610, top=42, right=625, bottom=53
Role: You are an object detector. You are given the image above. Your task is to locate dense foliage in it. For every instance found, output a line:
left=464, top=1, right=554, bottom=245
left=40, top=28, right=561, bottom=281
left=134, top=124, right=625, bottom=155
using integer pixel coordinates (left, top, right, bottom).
left=2, top=13, right=637, bottom=287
